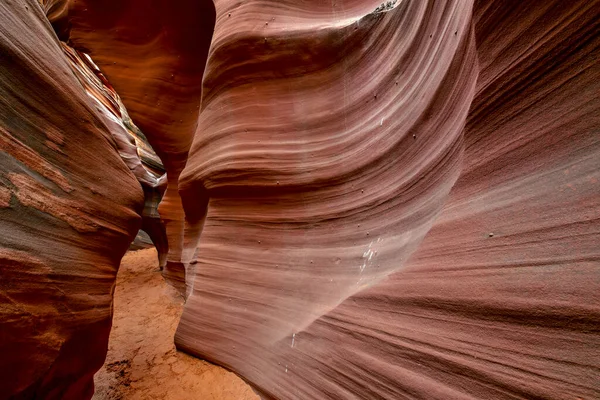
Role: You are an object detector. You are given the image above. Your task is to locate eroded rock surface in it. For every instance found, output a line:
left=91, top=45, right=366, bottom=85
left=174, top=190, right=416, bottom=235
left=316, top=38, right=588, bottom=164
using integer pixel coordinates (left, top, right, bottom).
left=0, top=0, right=142, bottom=397
left=59, top=42, right=169, bottom=268
left=93, top=248, right=259, bottom=400
left=175, top=0, right=600, bottom=399
left=1, top=0, right=599, bottom=399
left=58, top=0, right=217, bottom=290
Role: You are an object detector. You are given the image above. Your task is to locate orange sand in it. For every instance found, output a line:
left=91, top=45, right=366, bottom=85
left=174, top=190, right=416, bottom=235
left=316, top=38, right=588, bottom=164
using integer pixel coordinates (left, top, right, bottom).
left=93, top=248, right=259, bottom=400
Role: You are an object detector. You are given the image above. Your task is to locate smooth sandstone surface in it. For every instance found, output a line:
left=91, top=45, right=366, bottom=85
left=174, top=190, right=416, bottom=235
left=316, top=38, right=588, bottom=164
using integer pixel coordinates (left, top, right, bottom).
left=0, top=0, right=142, bottom=397
left=176, top=0, right=600, bottom=399
left=60, top=0, right=216, bottom=289
left=59, top=41, right=169, bottom=268
left=0, top=0, right=599, bottom=399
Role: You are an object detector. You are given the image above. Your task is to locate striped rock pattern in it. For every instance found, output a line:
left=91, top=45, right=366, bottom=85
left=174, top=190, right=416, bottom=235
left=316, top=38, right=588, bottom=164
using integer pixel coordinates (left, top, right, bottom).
left=0, top=0, right=599, bottom=398
left=60, top=42, right=169, bottom=267
left=0, top=0, right=142, bottom=397
left=59, top=0, right=216, bottom=290
left=175, top=0, right=600, bottom=398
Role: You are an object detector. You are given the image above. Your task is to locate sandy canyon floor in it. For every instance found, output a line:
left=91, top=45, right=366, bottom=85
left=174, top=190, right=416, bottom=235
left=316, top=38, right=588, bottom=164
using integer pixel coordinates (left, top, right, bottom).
left=93, top=248, right=259, bottom=400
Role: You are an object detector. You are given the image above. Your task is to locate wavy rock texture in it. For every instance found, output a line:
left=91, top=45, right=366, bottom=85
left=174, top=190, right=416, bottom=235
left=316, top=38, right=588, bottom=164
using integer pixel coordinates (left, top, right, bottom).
left=60, top=42, right=169, bottom=267
left=1, top=0, right=599, bottom=398
left=0, top=0, right=143, bottom=397
left=175, top=0, right=600, bottom=399
left=177, top=0, right=478, bottom=395
left=54, top=0, right=216, bottom=289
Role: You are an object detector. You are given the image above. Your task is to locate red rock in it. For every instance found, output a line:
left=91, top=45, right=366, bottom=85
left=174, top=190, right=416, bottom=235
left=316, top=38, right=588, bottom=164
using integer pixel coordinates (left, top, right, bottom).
left=0, top=0, right=142, bottom=396
left=175, top=0, right=600, bottom=398
left=1, top=0, right=599, bottom=398
left=60, top=41, right=169, bottom=268
left=61, top=0, right=216, bottom=289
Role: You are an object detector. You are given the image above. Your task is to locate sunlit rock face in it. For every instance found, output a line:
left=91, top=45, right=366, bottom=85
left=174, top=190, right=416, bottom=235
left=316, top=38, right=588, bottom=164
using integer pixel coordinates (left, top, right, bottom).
left=0, top=0, right=143, bottom=397
left=1, top=0, right=599, bottom=399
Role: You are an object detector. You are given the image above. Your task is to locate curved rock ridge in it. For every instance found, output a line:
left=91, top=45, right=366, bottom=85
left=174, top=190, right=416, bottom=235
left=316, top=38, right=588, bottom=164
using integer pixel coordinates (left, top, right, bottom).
left=174, top=0, right=600, bottom=399
left=60, top=42, right=168, bottom=267
left=0, top=0, right=143, bottom=397
left=1, top=0, right=599, bottom=398
left=176, top=0, right=479, bottom=396
left=62, top=45, right=165, bottom=175
left=53, top=0, right=217, bottom=290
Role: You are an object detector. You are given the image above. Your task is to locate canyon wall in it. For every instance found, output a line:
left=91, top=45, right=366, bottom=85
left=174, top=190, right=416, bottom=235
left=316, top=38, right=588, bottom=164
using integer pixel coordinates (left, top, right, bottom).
left=0, top=0, right=143, bottom=397
left=175, top=0, right=600, bottom=398
left=61, top=0, right=216, bottom=290
left=1, top=0, right=599, bottom=398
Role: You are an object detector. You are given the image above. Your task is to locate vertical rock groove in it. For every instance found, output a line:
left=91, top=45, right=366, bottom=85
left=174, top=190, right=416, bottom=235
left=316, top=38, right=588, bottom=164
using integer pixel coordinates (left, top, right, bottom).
left=61, top=0, right=217, bottom=291
left=60, top=42, right=169, bottom=268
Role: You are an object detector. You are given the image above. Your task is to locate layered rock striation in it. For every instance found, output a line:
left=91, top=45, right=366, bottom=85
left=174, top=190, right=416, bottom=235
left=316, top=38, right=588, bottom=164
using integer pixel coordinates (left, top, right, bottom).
left=60, top=42, right=168, bottom=267
left=57, top=0, right=217, bottom=289
left=0, top=0, right=143, bottom=397
left=1, top=0, right=599, bottom=399
left=175, top=0, right=600, bottom=398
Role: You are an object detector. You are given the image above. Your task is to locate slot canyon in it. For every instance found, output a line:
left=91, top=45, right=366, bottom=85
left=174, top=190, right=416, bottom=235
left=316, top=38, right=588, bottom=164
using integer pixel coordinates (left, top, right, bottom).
left=1, top=0, right=599, bottom=399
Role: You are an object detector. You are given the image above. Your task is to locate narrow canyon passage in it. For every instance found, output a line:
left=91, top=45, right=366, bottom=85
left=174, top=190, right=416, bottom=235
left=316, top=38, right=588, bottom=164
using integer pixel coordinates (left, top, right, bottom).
left=1, top=0, right=599, bottom=398
left=93, top=248, right=258, bottom=400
